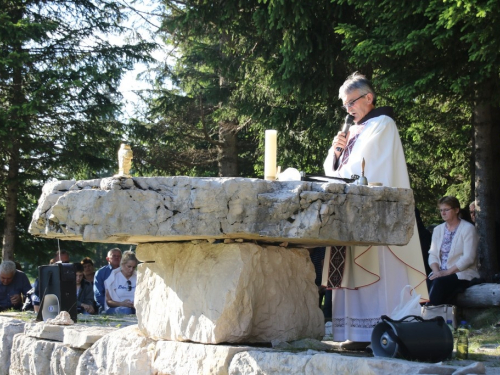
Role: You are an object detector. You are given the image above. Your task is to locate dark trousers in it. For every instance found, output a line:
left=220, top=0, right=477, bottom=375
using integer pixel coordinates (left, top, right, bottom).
left=323, top=289, right=332, bottom=319
left=426, top=273, right=470, bottom=305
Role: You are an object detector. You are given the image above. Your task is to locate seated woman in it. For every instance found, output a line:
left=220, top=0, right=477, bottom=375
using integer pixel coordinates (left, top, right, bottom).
left=104, top=250, right=137, bottom=315
left=427, top=196, right=479, bottom=305
left=75, top=263, right=95, bottom=314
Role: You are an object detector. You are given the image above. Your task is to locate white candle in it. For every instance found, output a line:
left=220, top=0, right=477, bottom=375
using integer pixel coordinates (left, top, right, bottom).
left=264, top=130, right=277, bottom=180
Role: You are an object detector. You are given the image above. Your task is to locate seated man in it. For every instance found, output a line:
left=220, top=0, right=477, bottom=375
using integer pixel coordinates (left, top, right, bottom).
left=94, top=248, right=122, bottom=313
left=0, top=261, right=32, bottom=311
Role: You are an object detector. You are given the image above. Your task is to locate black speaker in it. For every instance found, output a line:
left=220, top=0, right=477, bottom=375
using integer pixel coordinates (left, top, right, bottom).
left=371, top=315, right=453, bottom=362
left=36, top=263, right=78, bottom=322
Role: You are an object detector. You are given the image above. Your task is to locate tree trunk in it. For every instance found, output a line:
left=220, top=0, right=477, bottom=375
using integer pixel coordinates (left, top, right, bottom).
left=454, top=283, right=500, bottom=307
left=470, top=129, right=475, bottom=203
left=2, top=146, right=20, bottom=261
left=216, top=31, right=239, bottom=178
left=474, top=80, right=500, bottom=279
left=217, top=121, right=239, bottom=177
left=2, top=16, right=24, bottom=261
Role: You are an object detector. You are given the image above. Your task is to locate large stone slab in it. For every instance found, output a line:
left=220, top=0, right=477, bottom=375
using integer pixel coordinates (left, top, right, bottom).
left=64, top=325, right=118, bottom=349
left=24, top=321, right=65, bottom=342
left=227, top=351, right=468, bottom=375
left=23, top=321, right=118, bottom=350
left=10, top=334, right=62, bottom=375
left=50, top=345, right=85, bottom=375
left=29, top=176, right=414, bottom=246
left=10, top=333, right=84, bottom=375
left=152, top=341, right=256, bottom=375
left=0, top=318, right=25, bottom=375
left=136, top=242, right=325, bottom=344
left=455, top=284, right=500, bottom=307
left=76, top=325, right=155, bottom=375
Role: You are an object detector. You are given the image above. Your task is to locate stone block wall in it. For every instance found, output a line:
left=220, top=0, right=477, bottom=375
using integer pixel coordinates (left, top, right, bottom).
left=0, top=316, right=482, bottom=375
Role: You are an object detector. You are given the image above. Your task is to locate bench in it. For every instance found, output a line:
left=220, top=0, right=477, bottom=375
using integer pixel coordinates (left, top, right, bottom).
left=454, top=284, right=500, bottom=308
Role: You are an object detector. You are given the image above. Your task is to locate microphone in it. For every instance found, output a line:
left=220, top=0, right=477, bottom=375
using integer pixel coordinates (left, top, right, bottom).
left=335, top=114, right=355, bottom=152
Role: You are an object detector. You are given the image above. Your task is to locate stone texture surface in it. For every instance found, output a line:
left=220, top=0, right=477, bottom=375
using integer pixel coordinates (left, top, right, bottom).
left=64, top=325, right=118, bottom=349
left=152, top=341, right=255, bottom=375
left=24, top=321, right=65, bottom=342
left=0, top=318, right=25, bottom=375
left=451, top=361, right=486, bottom=375
left=24, top=321, right=119, bottom=350
left=29, top=176, right=414, bottom=246
left=50, top=345, right=85, bottom=375
left=10, top=333, right=60, bottom=375
left=136, top=242, right=325, bottom=344
left=0, top=315, right=494, bottom=375
left=76, top=325, right=155, bottom=375
left=228, top=351, right=314, bottom=374
left=228, top=351, right=466, bottom=375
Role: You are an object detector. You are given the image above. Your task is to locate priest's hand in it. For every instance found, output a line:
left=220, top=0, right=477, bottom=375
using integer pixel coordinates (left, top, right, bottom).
left=332, top=131, right=348, bottom=159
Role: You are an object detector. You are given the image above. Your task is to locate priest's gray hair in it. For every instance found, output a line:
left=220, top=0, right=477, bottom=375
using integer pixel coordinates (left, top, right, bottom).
left=0, top=261, right=17, bottom=276
left=339, top=72, right=377, bottom=105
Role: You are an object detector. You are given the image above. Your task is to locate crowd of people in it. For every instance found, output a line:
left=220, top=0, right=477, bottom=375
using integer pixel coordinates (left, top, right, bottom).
left=0, top=248, right=138, bottom=316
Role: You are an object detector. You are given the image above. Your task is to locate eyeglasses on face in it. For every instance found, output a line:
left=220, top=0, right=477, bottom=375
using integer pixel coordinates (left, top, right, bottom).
left=342, top=94, right=367, bottom=111
left=438, top=208, right=452, bottom=213
left=127, top=280, right=132, bottom=291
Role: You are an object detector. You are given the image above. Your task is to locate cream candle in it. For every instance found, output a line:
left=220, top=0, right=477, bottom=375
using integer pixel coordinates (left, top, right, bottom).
left=264, top=130, right=277, bottom=180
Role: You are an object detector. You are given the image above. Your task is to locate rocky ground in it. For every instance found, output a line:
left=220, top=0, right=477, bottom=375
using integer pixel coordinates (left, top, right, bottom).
left=2, top=311, right=499, bottom=374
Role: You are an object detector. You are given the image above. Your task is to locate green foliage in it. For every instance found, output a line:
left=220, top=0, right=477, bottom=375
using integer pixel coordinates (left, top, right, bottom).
left=396, top=97, right=473, bottom=222
left=133, top=0, right=355, bottom=179
left=2, top=0, right=499, bottom=271
left=0, top=0, right=156, bottom=261
left=329, top=0, right=500, bottom=224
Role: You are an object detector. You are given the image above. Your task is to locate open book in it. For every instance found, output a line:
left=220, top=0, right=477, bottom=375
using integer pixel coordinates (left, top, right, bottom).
left=302, top=174, right=357, bottom=184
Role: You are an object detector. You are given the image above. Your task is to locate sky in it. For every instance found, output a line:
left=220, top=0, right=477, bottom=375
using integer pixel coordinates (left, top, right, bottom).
left=114, top=1, right=173, bottom=119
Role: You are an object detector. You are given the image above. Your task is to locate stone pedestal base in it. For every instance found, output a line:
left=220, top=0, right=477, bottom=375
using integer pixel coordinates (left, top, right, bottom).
left=136, top=242, right=324, bottom=344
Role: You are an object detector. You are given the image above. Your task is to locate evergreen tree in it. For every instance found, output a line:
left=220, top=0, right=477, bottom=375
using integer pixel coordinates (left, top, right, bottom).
left=333, top=0, right=500, bottom=277
left=134, top=0, right=353, bottom=178
left=0, top=0, right=155, bottom=260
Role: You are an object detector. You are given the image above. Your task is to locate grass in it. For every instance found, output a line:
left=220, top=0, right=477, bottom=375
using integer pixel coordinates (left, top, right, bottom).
left=466, top=308, right=500, bottom=352
left=0, top=310, right=137, bottom=328
left=441, top=308, right=500, bottom=367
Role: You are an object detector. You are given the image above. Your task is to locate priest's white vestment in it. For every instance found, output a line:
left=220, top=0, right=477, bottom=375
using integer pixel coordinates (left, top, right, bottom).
left=323, top=107, right=428, bottom=342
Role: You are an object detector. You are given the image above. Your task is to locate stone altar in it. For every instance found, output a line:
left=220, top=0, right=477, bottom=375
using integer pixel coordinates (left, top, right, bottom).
left=29, top=176, right=414, bottom=246
left=29, top=176, right=415, bottom=344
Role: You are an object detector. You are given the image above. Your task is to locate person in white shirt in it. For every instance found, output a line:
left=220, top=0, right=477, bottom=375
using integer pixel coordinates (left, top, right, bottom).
left=104, top=250, right=138, bottom=315
left=427, top=196, right=479, bottom=305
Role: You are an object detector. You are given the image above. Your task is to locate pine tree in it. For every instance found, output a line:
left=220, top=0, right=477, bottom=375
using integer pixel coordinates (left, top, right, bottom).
left=0, top=0, right=155, bottom=260
left=333, top=0, right=500, bottom=277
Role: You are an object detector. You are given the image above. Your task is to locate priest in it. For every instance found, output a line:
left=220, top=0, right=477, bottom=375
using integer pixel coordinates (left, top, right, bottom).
left=323, top=72, right=428, bottom=349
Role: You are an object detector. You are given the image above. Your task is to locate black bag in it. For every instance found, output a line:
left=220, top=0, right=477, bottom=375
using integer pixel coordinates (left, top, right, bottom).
left=371, top=315, right=453, bottom=362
